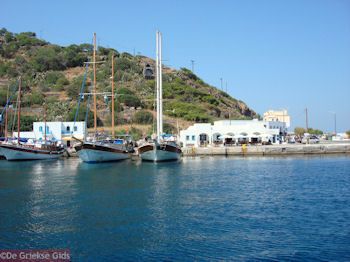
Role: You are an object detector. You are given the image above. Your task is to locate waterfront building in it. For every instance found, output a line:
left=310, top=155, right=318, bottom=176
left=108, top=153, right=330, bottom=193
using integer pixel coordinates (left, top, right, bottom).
left=263, top=109, right=290, bottom=128
left=179, top=119, right=287, bottom=147
left=13, top=121, right=85, bottom=147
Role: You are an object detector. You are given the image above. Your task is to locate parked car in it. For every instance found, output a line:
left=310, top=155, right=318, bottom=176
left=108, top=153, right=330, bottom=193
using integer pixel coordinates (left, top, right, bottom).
left=302, top=135, right=320, bottom=144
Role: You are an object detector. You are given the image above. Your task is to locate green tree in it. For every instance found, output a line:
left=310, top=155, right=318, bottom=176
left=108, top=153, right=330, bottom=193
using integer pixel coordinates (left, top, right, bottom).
left=67, top=104, right=96, bottom=128
left=294, top=127, right=307, bottom=135
left=346, top=130, right=350, bottom=136
left=116, top=87, right=135, bottom=95
left=30, top=46, right=65, bottom=72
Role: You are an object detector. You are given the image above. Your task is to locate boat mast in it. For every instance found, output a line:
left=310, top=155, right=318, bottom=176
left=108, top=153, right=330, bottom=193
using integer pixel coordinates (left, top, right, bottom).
left=4, top=85, right=9, bottom=141
left=93, top=32, right=97, bottom=137
left=159, top=31, right=163, bottom=137
left=44, top=96, right=47, bottom=141
left=17, top=76, right=22, bottom=144
left=111, top=53, right=115, bottom=139
left=156, top=30, right=160, bottom=140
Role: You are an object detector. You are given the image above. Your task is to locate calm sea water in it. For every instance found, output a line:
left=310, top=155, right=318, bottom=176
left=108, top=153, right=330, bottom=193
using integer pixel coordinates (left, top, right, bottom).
left=0, top=155, right=350, bottom=261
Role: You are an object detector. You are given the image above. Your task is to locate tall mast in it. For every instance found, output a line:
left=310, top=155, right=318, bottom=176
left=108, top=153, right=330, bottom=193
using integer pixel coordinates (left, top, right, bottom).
left=111, top=54, right=115, bottom=139
left=159, top=31, right=163, bottom=137
left=44, top=96, right=47, bottom=141
left=17, top=76, right=22, bottom=144
left=93, top=32, right=97, bottom=136
left=4, top=85, right=9, bottom=141
left=156, top=30, right=160, bottom=140
left=305, top=107, right=308, bottom=131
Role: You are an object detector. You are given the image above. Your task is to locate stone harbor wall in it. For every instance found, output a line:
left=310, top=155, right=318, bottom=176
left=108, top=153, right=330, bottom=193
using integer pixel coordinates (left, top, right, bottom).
left=182, top=143, right=350, bottom=156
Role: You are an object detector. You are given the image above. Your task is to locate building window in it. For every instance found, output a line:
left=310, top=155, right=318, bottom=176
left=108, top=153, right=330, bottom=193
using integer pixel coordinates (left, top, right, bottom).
left=74, top=126, right=77, bottom=132
left=66, top=126, right=70, bottom=131
left=46, top=126, right=49, bottom=133
left=192, top=135, right=195, bottom=141
left=186, top=135, right=190, bottom=141
left=39, top=126, right=43, bottom=132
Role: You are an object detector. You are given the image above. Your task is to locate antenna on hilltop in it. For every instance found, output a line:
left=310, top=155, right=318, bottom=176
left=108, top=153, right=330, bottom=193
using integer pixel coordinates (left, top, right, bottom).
left=191, top=60, right=195, bottom=72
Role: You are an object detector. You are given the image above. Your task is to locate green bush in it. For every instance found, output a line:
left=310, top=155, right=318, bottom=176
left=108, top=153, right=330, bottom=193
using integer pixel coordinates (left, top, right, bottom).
left=45, top=71, right=65, bottom=85
left=20, top=116, right=38, bottom=131
left=67, top=75, right=84, bottom=99
left=118, top=94, right=141, bottom=108
left=23, top=92, right=44, bottom=106
left=67, top=104, right=97, bottom=128
left=3, top=42, right=19, bottom=58
left=116, top=87, right=135, bottom=95
left=164, top=101, right=211, bottom=123
left=30, top=46, right=65, bottom=72
left=180, top=67, right=199, bottom=81
left=63, top=44, right=87, bottom=68
left=134, top=110, right=153, bottom=124
left=0, top=88, right=8, bottom=106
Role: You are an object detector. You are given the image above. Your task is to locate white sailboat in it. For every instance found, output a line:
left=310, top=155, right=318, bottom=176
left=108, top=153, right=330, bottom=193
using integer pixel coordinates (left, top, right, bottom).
left=74, top=33, right=133, bottom=163
left=138, top=30, right=182, bottom=161
left=0, top=78, right=64, bottom=161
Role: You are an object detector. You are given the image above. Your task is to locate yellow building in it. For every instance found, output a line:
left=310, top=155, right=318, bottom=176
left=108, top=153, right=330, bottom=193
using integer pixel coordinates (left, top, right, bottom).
left=263, top=109, right=290, bottom=128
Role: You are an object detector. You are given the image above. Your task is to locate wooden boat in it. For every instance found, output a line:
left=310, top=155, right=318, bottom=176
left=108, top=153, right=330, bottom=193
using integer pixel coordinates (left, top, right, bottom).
left=138, top=31, right=182, bottom=161
left=74, top=33, right=133, bottom=163
left=0, top=78, right=64, bottom=161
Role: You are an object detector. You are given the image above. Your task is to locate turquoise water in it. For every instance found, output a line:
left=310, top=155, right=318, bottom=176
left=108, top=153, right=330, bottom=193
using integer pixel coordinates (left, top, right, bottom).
left=0, top=155, right=350, bottom=261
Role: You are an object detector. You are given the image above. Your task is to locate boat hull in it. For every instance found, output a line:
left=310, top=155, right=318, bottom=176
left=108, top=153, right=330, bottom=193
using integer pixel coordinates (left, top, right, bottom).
left=75, top=143, right=131, bottom=163
left=139, top=143, right=181, bottom=162
left=0, top=144, right=63, bottom=161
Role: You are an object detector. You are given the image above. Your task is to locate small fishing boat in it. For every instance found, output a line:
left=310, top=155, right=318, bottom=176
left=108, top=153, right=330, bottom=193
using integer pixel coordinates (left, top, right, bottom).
left=138, top=30, right=182, bottom=161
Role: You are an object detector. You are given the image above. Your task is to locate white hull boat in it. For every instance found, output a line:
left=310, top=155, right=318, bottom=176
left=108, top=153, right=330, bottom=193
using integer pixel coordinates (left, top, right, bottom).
left=139, top=141, right=181, bottom=162
left=75, top=142, right=132, bottom=163
left=0, top=144, right=64, bottom=161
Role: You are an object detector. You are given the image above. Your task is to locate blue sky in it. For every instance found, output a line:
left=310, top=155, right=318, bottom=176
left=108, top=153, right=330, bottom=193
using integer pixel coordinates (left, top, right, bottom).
left=2, top=0, right=350, bottom=133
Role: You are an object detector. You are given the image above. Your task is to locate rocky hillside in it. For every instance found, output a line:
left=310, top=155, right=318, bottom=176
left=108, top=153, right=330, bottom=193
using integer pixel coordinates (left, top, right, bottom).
left=0, top=28, right=257, bottom=138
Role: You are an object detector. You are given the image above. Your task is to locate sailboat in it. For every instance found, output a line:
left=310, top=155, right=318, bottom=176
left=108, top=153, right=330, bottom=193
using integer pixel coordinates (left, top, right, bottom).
left=0, top=78, right=65, bottom=161
left=74, top=33, right=133, bottom=163
left=138, top=30, right=182, bottom=161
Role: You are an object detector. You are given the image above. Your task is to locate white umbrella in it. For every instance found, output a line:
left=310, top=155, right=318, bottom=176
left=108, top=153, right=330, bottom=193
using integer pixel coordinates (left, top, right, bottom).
left=218, top=135, right=234, bottom=139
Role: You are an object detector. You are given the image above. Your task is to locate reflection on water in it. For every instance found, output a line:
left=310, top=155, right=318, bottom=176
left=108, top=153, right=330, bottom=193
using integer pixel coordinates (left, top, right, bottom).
left=0, top=155, right=350, bottom=261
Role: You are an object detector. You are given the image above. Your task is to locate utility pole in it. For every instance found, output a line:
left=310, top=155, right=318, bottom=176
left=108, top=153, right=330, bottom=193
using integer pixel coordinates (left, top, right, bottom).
left=191, top=60, right=195, bottom=72
left=220, top=77, right=223, bottom=91
left=225, top=81, right=227, bottom=93
left=329, top=111, right=336, bottom=135
left=334, top=112, right=337, bottom=136
left=305, top=107, right=308, bottom=132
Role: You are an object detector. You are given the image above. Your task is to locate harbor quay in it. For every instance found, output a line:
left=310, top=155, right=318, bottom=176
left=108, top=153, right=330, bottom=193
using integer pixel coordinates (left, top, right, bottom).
left=182, top=141, right=350, bottom=156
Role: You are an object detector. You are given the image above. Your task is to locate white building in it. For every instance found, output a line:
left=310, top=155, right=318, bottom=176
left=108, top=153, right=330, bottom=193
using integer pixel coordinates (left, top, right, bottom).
left=14, top=121, right=86, bottom=146
left=179, top=119, right=287, bottom=147
left=263, top=109, right=290, bottom=128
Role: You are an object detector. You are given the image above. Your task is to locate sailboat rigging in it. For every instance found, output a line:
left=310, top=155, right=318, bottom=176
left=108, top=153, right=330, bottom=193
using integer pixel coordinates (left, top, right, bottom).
left=74, top=33, right=133, bottom=163
left=138, top=30, right=182, bottom=161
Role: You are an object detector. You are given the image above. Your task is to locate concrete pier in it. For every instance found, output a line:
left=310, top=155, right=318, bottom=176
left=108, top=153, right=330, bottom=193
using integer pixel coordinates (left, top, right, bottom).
left=182, top=142, right=350, bottom=156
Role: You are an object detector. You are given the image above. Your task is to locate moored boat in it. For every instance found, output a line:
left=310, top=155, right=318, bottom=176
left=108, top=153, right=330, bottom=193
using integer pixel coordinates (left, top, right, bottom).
left=0, top=142, right=64, bottom=161
left=74, top=33, right=133, bottom=163
left=75, top=139, right=132, bottom=163
left=138, top=30, right=182, bottom=161
left=0, top=77, right=64, bottom=161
